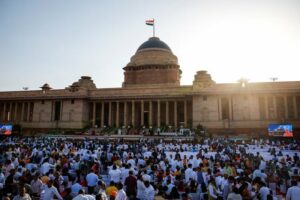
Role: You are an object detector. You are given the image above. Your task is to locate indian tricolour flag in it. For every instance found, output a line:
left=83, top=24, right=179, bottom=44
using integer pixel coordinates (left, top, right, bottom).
left=145, top=19, right=154, bottom=26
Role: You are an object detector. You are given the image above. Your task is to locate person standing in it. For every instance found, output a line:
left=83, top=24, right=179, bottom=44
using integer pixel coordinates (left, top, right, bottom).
left=185, top=164, right=195, bottom=183
left=40, top=180, right=63, bottom=200
left=258, top=182, right=270, bottom=200
left=30, top=173, right=43, bottom=197
left=136, top=175, right=145, bottom=200
left=207, top=178, right=222, bottom=200
left=115, top=183, right=127, bottom=200
left=12, top=186, right=32, bottom=200
left=109, top=165, right=122, bottom=184
left=143, top=181, right=155, bottom=200
left=227, top=187, right=242, bottom=200
left=71, top=178, right=83, bottom=197
left=124, top=171, right=137, bottom=199
left=286, top=180, right=300, bottom=200
left=86, top=169, right=99, bottom=194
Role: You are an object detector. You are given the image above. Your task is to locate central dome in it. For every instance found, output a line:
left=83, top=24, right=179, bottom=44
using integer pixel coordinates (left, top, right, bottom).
left=137, top=37, right=172, bottom=52
left=123, top=36, right=181, bottom=87
left=126, top=37, right=178, bottom=67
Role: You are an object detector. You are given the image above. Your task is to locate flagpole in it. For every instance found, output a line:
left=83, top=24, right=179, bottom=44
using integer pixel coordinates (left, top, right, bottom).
left=153, top=18, right=155, bottom=37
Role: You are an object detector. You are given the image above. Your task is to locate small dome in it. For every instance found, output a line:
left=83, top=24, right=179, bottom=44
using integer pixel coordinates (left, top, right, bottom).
left=40, top=83, right=51, bottom=90
left=137, top=37, right=172, bottom=52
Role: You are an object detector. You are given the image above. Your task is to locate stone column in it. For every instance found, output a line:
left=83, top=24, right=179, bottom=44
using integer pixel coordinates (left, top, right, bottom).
left=124, top=102, right=127, bottom=126
left=149, top=101, right=152, bottom=126
left=132, top=101, right=135, bottom=126
left=3, top=103, right=6, bottom=121
left=166, top=101, right=169, bottom=125
left=157, top=100, right=161, bottom=127
left=13, top=103, right=17, bottom=121
left=21, top=102, right=25, bottom=122
left=273, top=96, right=277, bottom=119
left=284, top=96, right=288, bottom=119
left=7, top=103, right=12, bottom=121
left=101, top=102, right=104, bottom=127
left=293, top=96, right=298, bottom=118
left=141, top=100, right=144, bottom=126
left=108, top=102, right=112, bottom=126
left=116, top=101, right=119, bottom=127
left=184, top=100, right=187, bottom=127
left=229, top=96, right=233, bottom=121
left=174, top=101, right=177, bottom=127
left=218, top=97, right=222, bottom=120
left=265, top=96, right=269, bottom=119
left=26, top=103, right=30, bottom=122
left=92, top=102, right=96, bottom=127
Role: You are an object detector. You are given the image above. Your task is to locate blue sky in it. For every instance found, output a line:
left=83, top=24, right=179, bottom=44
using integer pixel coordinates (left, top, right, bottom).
left=0, top=0, right=299, bottom=91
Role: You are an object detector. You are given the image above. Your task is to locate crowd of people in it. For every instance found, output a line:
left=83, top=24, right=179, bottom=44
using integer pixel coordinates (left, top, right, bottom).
left=0, top=136, right=299, bottom=200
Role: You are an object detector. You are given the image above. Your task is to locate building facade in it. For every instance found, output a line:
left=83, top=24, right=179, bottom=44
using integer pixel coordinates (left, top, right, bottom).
left=0, top=37, right=300, bottom=135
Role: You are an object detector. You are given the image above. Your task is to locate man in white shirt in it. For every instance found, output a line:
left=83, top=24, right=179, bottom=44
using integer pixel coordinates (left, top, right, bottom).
left=40, top=159, right=55, bottom=175
left=30, top=173, right=43, bottom=196
left=286, top=180, right=300, bottom=200
left=137, top=157, right=146, bottom=168
left=208, top=178, right=222, bottom=200
left=109, top=165, right=122, bottom=184
left=120, top=165, right=129, bottom=184
left=127, top=156, right=136, bottom=167
left=165, top=179, right=175, bottom=196
left=40, top=180, right=63, bottom=200
left=86, top=170, right=99, bottom=194
left=115, top=182, right=127, bottom=200
left=185, top=164, right=196, bottom=183
left=142, top=170, right=151, bottom=183
left=71, top=179, right=83, bottom=197
left=73, top=189, right=89, bottom=200
left=12, top=185, right=31, bottom=200
left=227, top=187, right=242, bottom=200
left=144, top=181, right=155, bottom=200
left=258, top=182, right=270, bottom=200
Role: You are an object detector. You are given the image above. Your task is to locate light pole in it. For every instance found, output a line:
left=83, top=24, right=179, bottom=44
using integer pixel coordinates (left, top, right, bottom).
left=270, top=77, right=278, bottom=82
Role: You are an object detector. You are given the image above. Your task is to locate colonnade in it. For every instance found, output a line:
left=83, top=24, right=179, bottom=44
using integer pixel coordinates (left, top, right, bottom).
left=0, top=102, right=33, bottom=122
left=91, top=99, right=191, bottom=128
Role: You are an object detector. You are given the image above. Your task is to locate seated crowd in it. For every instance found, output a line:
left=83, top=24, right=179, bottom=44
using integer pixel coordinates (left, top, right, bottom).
left=0, top=136, right=299, bottom=200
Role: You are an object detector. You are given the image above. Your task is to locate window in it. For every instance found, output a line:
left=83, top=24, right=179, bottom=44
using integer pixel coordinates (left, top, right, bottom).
left=54, top=101, right=61, bottom=121
left=221, top=97, right=229, bottom=120
left=203, top=96, right=207, bottom=101
left=258, top=97, right=266, bottom=120
left=71, top=99, right=75, bottom=104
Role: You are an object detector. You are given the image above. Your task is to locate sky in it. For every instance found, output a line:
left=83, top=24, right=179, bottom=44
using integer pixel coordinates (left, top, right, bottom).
left=0, top=0, right=299, bottom=91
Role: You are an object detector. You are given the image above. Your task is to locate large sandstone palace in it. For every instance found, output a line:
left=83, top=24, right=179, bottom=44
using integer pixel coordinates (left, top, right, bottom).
left=0, top=37, right=300, bottom=135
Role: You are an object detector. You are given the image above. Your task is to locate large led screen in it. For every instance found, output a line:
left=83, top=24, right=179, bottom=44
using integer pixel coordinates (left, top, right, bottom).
left=0, top=124, right=13, bottom=135
left=268, top=124, right=293, bottom=137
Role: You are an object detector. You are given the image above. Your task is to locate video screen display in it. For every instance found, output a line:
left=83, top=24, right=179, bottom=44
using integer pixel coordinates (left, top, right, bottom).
left=0, top=124, right=13, bottom=135
left=268, top=124, right=293, bottom=137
